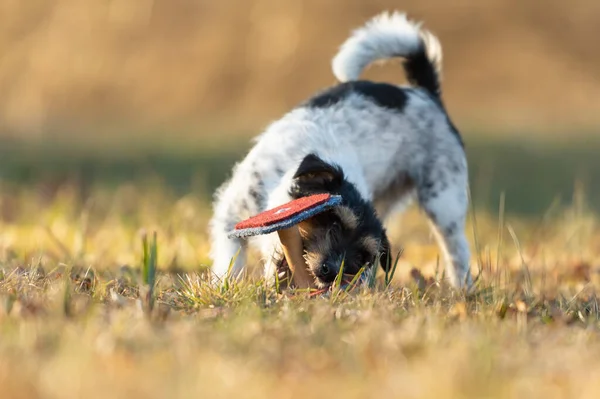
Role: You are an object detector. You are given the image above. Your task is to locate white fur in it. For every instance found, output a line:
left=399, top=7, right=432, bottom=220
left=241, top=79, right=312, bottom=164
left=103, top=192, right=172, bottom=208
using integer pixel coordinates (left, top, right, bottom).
left=332, top=11, right=442, bottom=83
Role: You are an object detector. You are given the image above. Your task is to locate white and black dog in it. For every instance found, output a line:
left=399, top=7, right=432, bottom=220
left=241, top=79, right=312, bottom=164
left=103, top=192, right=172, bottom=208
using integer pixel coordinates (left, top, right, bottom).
left=209, top=11, right=472, bottom=289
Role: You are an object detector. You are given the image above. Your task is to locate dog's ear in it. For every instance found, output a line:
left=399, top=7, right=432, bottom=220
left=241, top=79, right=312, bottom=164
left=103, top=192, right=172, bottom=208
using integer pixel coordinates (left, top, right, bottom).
left=291, top=154, right=343, bottom=196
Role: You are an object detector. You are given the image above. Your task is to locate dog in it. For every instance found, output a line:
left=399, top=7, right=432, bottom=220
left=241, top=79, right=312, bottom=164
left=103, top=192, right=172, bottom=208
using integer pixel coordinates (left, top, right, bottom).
left=208, top=11, right=472, bottom=289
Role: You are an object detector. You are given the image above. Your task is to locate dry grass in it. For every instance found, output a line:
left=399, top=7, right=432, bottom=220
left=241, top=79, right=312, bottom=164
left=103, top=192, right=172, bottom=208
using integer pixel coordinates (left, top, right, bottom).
left=1, top=183, right=600, bottom=399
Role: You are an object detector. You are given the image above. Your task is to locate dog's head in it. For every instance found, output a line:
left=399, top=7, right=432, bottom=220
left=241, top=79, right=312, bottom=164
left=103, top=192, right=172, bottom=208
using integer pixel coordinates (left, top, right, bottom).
left=287, top=154, right=391, bottom=287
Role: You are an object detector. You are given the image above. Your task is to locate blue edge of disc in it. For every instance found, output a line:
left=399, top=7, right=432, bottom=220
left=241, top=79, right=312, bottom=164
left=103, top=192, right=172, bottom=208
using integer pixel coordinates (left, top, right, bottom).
left=227, top=195, right=342, bottom=239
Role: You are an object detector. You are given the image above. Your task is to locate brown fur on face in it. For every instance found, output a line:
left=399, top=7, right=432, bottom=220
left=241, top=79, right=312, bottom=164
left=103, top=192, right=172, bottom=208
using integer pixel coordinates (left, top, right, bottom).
left=334, top=206, right=359, bottom=230
left=361, top=236, right=381, bottom=256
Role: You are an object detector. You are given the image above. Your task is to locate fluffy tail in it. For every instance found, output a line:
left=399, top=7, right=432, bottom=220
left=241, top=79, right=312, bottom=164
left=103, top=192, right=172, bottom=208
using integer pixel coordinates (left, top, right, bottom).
left=332, top=11, right=443, bottom=97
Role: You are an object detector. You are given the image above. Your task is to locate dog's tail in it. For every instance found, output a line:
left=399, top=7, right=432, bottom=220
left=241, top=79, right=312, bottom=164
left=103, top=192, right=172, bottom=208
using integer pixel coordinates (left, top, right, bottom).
left=332, top=11, right=443, bottom=97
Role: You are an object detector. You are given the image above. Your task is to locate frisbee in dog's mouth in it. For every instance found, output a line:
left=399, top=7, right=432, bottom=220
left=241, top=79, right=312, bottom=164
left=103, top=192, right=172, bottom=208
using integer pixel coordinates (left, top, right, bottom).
left=227, top=193, right=342, bottom=238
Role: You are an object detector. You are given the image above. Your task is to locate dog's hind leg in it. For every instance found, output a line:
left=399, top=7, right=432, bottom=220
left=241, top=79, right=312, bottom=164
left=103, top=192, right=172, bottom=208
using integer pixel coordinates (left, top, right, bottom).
left=417, top=160, right=472, bottom=289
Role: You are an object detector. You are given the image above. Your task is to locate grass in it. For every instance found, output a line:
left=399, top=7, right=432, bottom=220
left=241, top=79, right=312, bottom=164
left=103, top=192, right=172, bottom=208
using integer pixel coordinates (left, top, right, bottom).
left=0, top=178, right=599, bottom=399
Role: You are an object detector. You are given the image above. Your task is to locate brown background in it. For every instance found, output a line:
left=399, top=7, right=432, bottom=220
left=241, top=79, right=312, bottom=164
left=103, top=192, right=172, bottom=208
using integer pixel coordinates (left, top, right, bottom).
left=1, top=0, right=599, bottom=139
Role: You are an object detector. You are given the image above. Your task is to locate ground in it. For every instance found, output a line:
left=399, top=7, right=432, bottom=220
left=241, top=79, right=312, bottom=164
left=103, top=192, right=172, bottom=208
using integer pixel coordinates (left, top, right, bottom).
left=1, top=181, right=599, bottom=399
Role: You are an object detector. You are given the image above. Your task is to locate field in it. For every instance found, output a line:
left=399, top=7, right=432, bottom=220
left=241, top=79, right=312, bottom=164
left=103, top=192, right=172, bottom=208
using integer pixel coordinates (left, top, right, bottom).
left=1, top=136, right=600, bottom=399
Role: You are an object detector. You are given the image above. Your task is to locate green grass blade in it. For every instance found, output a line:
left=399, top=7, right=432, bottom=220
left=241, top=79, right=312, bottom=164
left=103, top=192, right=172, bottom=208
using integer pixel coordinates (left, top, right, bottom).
left=385, top=249, right=403, bottom=288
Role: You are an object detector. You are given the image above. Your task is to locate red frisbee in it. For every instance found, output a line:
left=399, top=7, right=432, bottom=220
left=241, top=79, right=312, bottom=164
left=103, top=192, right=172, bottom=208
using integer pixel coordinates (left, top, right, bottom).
left=228, top=193, right=342, bottom=238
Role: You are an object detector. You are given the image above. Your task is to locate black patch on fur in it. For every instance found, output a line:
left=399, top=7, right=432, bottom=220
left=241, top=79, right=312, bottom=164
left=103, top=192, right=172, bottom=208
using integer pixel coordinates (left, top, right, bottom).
left=248, top=188, right=262, bottom=207
left=449, top=162, right=462, bottom=174
left=418, top=174, right=442, bottom=204
left=302, top=81, right=407, bottom=113
left=445, top=222, right=457, bottom=236
left=248, top=171, right=266, bottom=210
left=402, top=47, right=440, bottom=98
left=421, top=180, right=435, bottom=194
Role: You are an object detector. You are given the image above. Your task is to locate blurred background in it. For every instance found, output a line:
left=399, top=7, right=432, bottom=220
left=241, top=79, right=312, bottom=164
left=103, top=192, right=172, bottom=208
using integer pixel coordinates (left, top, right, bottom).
left=1, top=0, right=599, bottom=216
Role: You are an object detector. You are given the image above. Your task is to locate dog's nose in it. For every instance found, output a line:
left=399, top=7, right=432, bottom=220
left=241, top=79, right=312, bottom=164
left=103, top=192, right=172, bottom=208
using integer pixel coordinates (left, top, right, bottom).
left=317, top=263, right=337, bottom=283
